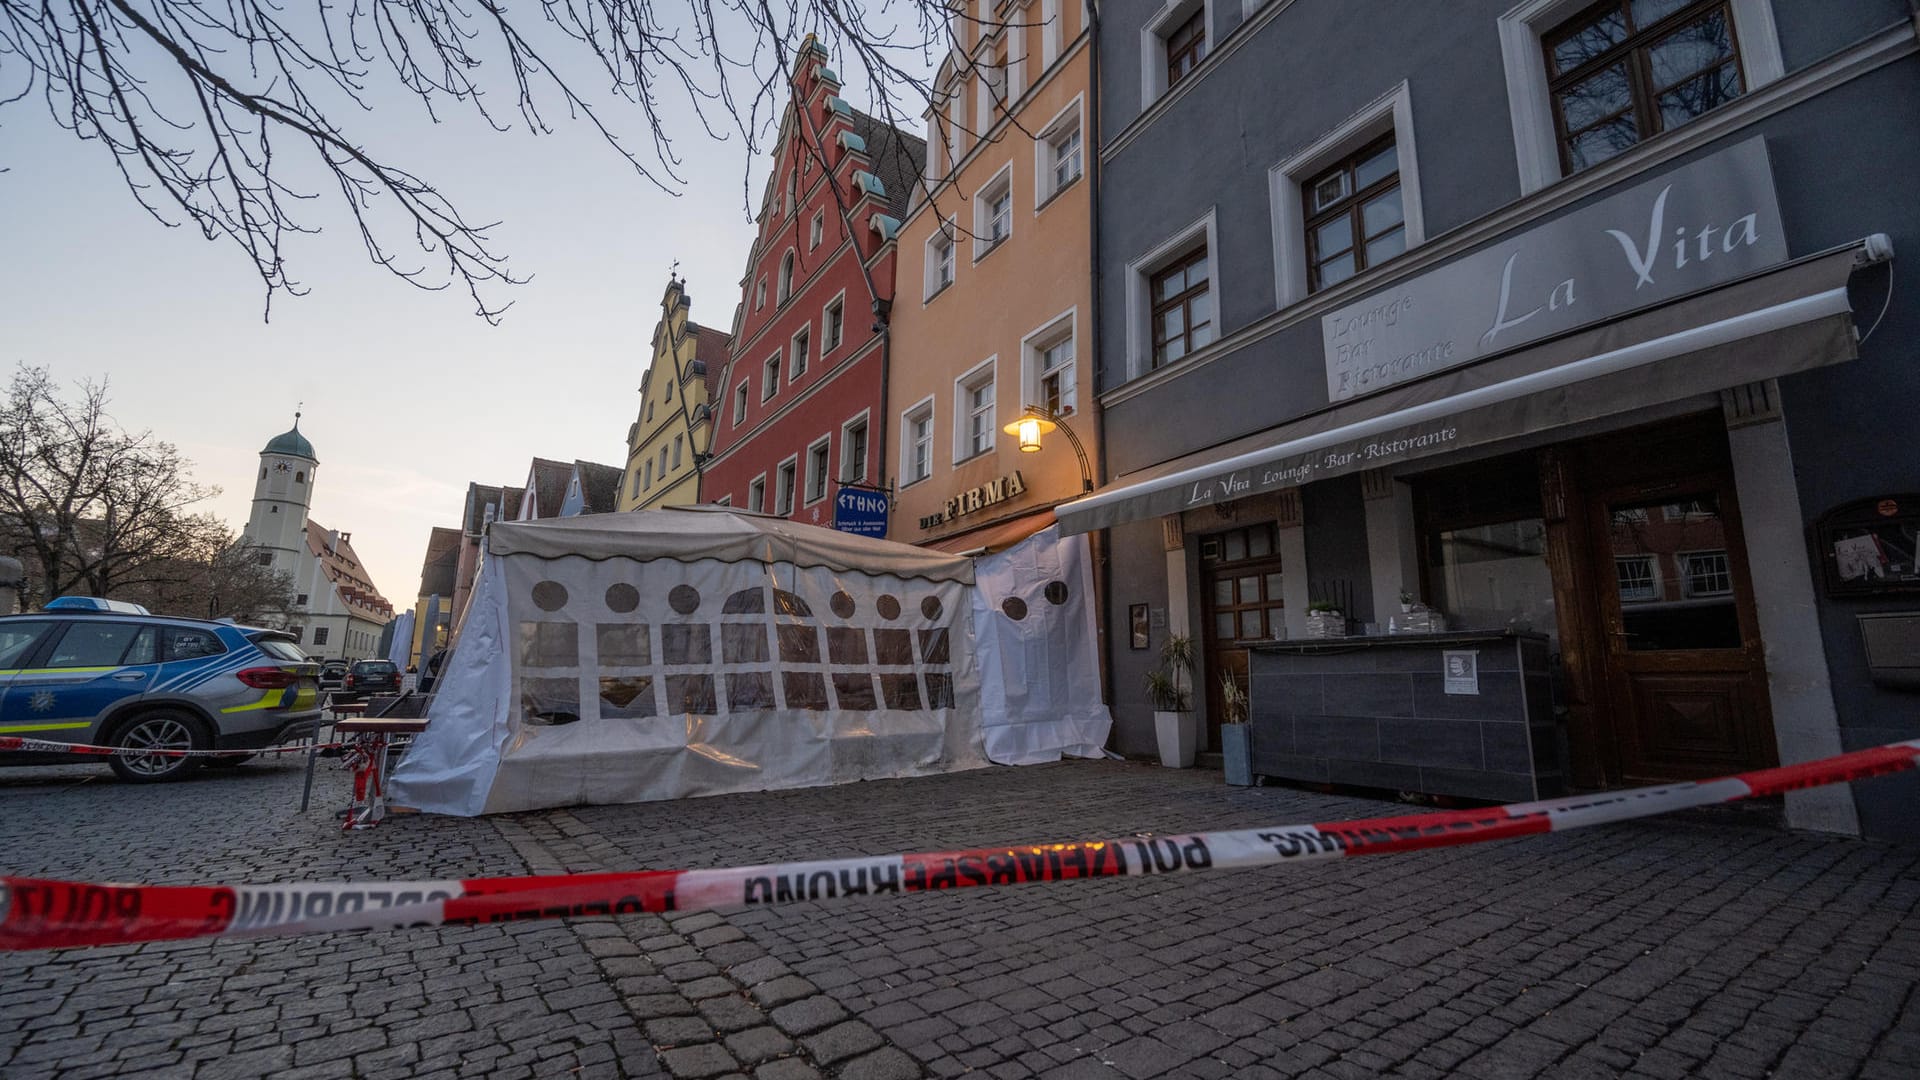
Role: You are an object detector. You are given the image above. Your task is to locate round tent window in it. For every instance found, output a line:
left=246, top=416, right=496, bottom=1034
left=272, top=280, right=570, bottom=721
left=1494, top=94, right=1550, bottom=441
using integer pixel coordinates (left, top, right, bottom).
left=830, top=591, right=857, bottom=619
left=605, top=583, right=640, bottom=613
left=531, top=581, right=569, bottom=612
left=876, top=595, right=901, bottom=620
left=921, top=596, right=943, bottom=621
left=1001, top=597, right=1028, bottom=621
left=1045, top=581, right=1070, bottom=606
left=668, top=584, right=701, bottom=615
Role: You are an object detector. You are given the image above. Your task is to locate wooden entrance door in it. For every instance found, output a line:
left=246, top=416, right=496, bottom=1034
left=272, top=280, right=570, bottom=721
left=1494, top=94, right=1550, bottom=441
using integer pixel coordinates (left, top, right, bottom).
left=1200, top=524, right=1285, bottom=750
left=1586, top=470, right=1776, bottom=782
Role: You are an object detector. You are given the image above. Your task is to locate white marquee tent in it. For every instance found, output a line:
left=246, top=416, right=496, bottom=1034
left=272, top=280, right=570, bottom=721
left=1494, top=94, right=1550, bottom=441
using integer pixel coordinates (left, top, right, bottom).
left=390, top=508, right=1108, bottom=815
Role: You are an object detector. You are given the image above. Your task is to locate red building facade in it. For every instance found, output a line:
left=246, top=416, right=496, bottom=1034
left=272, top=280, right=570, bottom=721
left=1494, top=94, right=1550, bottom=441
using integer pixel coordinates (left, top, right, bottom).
left=702, top=40, right=923, bottom=525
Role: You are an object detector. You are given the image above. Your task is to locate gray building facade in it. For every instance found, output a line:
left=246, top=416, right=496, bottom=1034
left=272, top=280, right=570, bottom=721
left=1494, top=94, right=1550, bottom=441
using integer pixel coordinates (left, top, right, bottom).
left=1073, top=0, right=1920, bottom=840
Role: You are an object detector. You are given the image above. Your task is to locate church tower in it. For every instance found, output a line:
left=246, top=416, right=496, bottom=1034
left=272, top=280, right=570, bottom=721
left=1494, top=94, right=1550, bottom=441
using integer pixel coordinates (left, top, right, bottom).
left=242, top=413, right=318, bottom=579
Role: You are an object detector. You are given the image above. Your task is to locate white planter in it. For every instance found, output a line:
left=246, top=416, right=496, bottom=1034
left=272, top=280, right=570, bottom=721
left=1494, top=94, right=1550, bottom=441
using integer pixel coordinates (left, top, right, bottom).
left=1154, top=710, right=1198, bottom=768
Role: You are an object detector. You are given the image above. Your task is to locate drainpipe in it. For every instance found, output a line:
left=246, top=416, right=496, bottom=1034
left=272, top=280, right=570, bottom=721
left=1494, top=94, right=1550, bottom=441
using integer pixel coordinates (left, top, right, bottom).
left=874, top=297, right=893, bottom=491
left=1086, top=0, right=1116, bottom=721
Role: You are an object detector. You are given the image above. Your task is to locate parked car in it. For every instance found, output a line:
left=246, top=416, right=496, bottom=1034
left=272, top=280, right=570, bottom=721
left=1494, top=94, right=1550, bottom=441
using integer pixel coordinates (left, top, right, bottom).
left=342, top=659, right=401, bottom=699
left=318, top=660, right=351, bottom=692
left=0, top=605, right=322, bottom=782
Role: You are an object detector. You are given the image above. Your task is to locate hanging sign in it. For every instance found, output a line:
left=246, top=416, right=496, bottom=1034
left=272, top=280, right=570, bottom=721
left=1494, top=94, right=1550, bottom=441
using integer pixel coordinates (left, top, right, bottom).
left=833, top=486, right=890, bottom=537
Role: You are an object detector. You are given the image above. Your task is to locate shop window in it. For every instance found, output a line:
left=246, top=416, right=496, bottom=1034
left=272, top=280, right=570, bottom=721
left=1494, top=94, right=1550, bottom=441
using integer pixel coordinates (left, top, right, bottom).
left=1416, top=453, right=1557, bottom=643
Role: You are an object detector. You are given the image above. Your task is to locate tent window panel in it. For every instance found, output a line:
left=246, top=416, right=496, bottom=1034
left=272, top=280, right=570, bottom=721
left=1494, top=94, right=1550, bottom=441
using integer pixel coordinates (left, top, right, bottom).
left=919, top=627, right=951, bottom=665
left=596, top=624, right=651, bottom=666
left=598, top=676, right=657, bottom=719
left=666, top=674, right=717, bottom=714
left=662, top=624, right=712, bottom=665
left=521, top=677, right=581, bottom=725
left=724, top=587, right=766, bottom=614
left=773, top=590, right=813, bottom=616
left=874, top=628, right=914, bottom=665
left=722, top=623, right=770, bottom=663
left=784, top=672, right=830, bottom=710
left=833, top=673, right=878, bottom=711
left=777, top=624, right=821, bottom=663
left=881, top=674, right=923, bottom=711
left=727, top=672, right=777, bottom=710
left=827, top=627, right=869, bottom=665
left=925, top=672, right=955, bottom=709
left=519, top=622, right=580, bottom=667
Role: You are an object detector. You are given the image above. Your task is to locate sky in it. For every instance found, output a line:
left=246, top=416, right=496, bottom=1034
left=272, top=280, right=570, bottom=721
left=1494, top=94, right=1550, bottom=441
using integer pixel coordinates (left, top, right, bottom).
left=0, top=16, right=929, bottom=612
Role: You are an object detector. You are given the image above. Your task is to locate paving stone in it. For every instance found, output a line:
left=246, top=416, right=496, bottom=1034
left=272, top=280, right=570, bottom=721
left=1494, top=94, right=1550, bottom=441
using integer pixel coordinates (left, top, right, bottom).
left=802, top=1020, right=886, bottom=1066
left=700, top=995, right=769, bottom=1034
left=753, top=1059, right=823, bottom=1080
left=648, top=1017, right=718, bottom=1046
left=659, top=1042, right=739, bottom=1079
left=751, top=975, right=819, bottom=1009
left=723, top=1025, right=794, bottom=1065
left=837, top=1046, right=926, bottom=1080
left=769, top=996, right=850, bottom=1037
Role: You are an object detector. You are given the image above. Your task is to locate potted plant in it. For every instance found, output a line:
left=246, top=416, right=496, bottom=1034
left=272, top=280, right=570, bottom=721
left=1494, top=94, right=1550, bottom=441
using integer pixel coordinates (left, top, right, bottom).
left=1146, top=634, right=1197, bottom=768
left=1399, top=590, right=1414, bottom=614
left=1305, top=601, right=1346, bottom=639
left=1218, top=673, right=1253, bottom=786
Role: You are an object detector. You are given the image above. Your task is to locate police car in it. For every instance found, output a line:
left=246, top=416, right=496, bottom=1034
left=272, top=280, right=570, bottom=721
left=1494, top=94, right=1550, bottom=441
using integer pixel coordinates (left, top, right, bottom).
left=0, top=599, right=322, bottom=782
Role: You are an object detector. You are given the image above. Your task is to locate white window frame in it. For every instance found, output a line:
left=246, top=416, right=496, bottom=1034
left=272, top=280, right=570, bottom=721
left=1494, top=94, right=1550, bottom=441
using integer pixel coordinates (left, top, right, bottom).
left=790, top=324, right=812, bottom=381
left=763, top=352, right=782, bottom=401
left=672, top=434, right=683, bottom=469
left=809, top=210, right=826, bottom=250
left=1140, top=0, right=1212, bottom=104
left=644, top=459, right=654, bottom=490
left=901, top=396, right=937, bottom=486
left=1034, top=95, right=1085, bottom=209
left=774, top=455, right=799, bottom=516
left=748, top=474, right=767, bottom=513
left=1020, top=307, right=1079, bottom=416
left=1615, top=553, right=1659, bottom=603
left=733, top=380, right=749, bottom=425
left=1267, top=80, right=1425, bottom=310
left=953, top=356, right=998, bottom=463
left=925, top=220, right=958, bottom=300
left=777, top=250, right=796, bottom=303
left=1678, top=549, right=1734, bottom=599
left=714, top=494, right=732, bottom=507
left=840, top=409, right=871, bottom=484
left=973, top=163, right=1014, bottom=261
left=1497, top=0, right=1784, bottom=195
left=755, top=277, right=767, bottom=310
left=821, top=291, right=847, bottom=354
left=804, top=435, right=833, bottom=506
left=1123, top=209, right=1218, bottom=380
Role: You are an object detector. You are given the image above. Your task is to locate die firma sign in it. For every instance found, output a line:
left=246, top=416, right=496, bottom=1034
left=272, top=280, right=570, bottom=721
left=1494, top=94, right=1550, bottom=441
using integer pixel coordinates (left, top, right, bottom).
left=920, top=471, right=1027, bottom=530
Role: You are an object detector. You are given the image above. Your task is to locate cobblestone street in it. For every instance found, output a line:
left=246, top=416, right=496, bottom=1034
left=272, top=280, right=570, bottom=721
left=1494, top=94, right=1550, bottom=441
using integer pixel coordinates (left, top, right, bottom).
left=3, top=754, right=1918, bottom=1079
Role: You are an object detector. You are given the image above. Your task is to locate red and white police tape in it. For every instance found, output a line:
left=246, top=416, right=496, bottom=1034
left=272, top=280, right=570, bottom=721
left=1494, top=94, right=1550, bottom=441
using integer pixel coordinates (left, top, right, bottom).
left=4, top=738, right=1916, bottom=952
left=0, top=736, right=344, bottom=758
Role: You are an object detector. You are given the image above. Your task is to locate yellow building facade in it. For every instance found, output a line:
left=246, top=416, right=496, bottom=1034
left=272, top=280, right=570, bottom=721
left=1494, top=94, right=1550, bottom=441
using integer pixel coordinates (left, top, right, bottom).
left=886, top=0, right=1097, bottom=552
left=621, top=276, right=732, bottom=512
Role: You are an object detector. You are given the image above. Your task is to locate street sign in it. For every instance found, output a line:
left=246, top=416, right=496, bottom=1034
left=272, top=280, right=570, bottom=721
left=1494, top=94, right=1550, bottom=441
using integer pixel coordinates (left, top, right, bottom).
left=834, top=486, right=889, bottom=537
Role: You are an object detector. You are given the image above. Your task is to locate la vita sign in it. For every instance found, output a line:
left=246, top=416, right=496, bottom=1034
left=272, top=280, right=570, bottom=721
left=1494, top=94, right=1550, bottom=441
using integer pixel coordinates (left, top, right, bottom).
left=1321, top=137, right=1788, bottom=402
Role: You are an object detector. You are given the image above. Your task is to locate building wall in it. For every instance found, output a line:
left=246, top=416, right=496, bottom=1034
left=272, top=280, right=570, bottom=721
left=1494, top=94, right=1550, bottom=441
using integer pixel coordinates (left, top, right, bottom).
left=622, top=279, right=716, bottom=512
left=887, top=13, right=1096, bottom=547
left=1091, top=0, right=1920, bottom=836
left=703, top=42, right=908, bottom=517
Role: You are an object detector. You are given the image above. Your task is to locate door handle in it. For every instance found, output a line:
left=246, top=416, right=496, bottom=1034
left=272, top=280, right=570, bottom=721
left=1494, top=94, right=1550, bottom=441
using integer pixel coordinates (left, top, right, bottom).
left=113, top=672, right=148, bottom=682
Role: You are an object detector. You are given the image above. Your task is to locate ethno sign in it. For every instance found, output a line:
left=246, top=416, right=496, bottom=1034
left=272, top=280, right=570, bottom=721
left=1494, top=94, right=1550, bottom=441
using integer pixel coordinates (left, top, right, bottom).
left=920, top=472, right=1027, bottom=530
left=1321, top=136, right=1788, bottom=402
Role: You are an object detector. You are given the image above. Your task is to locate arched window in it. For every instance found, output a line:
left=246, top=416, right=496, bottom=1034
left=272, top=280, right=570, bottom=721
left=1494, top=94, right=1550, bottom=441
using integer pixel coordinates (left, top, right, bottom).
left=777, top=251, right=796, bottom=303
left=295, top=471, right=305, bottom=483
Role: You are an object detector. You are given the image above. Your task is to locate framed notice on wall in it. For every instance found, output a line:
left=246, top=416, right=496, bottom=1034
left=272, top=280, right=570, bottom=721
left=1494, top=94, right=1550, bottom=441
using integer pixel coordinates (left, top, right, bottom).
left=1129, top=604, right=1151, bottom=650
left=1815, top=496, right=1920, bottom=597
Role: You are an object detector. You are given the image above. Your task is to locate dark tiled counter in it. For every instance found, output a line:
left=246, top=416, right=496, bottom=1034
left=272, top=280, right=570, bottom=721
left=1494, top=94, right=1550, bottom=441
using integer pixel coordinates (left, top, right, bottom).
left=1248, top=631, right=1562, bottom=802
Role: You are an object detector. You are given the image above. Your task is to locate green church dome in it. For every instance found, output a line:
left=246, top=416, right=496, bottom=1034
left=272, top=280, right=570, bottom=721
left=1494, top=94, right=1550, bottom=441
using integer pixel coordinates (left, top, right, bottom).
left=263, top=416, right=316, bottom=461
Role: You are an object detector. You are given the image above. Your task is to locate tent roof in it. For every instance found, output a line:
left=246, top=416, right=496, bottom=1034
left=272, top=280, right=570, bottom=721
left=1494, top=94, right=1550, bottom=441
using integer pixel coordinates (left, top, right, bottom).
left=486, top=506, right=974, bottom=584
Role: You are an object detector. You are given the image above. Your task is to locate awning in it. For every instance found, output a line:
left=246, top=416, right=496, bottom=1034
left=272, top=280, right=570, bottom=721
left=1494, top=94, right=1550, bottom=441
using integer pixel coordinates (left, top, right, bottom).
left=1059, top=239, right=1887, bottom=535
left=922, top=508, right=1058, bottom=555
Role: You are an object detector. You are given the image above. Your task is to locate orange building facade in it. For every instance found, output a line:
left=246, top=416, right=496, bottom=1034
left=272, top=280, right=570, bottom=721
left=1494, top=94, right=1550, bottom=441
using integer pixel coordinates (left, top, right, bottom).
left=885, top=0, right=1096, bottom=553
